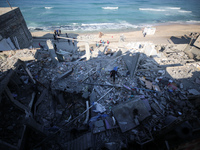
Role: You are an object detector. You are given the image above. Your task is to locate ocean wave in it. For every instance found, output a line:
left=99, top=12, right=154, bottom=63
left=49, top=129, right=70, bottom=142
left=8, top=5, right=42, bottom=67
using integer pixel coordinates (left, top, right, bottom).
left=179, top=10, right=192, bottom=13
left=186, top=20, right=200, bottom=23
left=45, top=7, right=53, bottom=9
left=102, top=7, right=118, bottom=10
left=139, top=8, right=166, bottom=11
left=166, top=7, right=181, bottom=10
left=28, top=22, right=139, bottom=32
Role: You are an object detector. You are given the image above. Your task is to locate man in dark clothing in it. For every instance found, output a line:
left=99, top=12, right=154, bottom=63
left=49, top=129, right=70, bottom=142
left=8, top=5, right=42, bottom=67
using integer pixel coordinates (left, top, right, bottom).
left=53, top=34, right=56, bottom=40
left=66, top=33, right=68, bottom=37
left=39, top=43, right=44, bottom=49
left=54, top=43, right=57, bottom=52
left=110, top=67, right=118, bottom=83
left=57, top=30, right=59, bottom=36
left=68, top=39, right=70, bottom=45
left=54, top=30, right=57, bottom=35
left=59, top=29, right=61, bottom=35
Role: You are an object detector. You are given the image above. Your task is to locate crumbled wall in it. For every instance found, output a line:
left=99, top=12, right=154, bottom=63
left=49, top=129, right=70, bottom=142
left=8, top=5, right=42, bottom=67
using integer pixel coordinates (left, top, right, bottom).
left=0, top=7, right=32, bottom=49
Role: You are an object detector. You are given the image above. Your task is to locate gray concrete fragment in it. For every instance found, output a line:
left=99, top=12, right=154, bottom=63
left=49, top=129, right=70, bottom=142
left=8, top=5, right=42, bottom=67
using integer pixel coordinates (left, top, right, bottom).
left=34, top=89, right=48, bottom=116
left=122, top=52, right=140, bottom=78
left=82, top=91, right=89, bottom=99
left=57, top=92, right=66, bottom=107
left=85, top=42, right=91, bottom=60
left=188, top=89, right=200, bottom=95
left=93, top=120, right=105, bottom=134
left=112, top=98, right=151, bottom=132
left=113, top=49, right=122, bottom=57
left=46, top=39, right=59, bottom=66
left=5, top=86, right=30, bottom=113
left=57, top=68, right=73, bottom=82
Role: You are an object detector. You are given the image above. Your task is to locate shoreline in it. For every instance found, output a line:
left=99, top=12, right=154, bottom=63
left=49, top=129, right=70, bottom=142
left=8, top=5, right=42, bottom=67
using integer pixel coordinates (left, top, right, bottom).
left=31, top=23, right=200, bottom=45
left=30, top=22, right=200, bottom=36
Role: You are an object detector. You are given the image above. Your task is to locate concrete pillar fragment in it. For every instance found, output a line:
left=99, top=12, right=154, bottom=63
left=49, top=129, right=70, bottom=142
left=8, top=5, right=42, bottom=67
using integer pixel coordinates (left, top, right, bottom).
left=46, top=39, right=59, bottom=66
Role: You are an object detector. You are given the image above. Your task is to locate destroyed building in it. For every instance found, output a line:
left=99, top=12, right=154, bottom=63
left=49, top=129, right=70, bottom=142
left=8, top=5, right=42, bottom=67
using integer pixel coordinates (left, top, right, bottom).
left=1, top=7, right=200, bottom=150
left=0, top=7, right=32, bottom=50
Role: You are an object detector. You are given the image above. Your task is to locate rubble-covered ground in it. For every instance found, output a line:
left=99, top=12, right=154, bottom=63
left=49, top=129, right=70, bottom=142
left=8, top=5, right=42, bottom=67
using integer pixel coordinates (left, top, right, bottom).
left=1, top=32, right=200, bottom=150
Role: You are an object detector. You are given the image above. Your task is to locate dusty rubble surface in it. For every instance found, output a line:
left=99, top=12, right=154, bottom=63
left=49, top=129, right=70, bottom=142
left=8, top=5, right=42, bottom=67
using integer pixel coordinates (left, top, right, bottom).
left=1, top=33, right=200, bottom=150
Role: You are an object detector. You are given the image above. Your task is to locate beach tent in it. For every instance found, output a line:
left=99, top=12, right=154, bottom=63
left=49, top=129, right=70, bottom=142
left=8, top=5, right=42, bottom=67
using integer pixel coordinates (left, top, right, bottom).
left=143, top=27, right=156, bottom=35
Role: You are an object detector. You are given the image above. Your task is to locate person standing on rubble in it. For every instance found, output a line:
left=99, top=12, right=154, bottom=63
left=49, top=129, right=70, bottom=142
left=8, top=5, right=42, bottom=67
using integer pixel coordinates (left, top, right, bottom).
left=39, top=43, right=44, bottom=49
left=54, top=43, right=57, bottom=52
left=53, top=34, right=56, bottom=40
left=57, top=30, right=59, bottom=36
left=110, top=66, right=118, bottom=83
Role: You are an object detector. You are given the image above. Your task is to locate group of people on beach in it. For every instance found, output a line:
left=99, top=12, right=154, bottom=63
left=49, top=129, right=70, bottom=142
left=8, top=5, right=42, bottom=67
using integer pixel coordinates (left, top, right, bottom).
left=53, top=29, right=61, bottom=42
left=54, top=29, right=61, bottom=36
left=96, top=40, right=110, bottom=47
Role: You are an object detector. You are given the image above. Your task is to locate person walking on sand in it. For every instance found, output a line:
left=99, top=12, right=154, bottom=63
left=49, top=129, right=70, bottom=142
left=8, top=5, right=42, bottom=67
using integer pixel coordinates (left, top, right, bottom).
left=59, top=29, right=61, bottom=35
left=66, top=33, right=68, bottom=37
left=68, top=39, right=70, bottom=45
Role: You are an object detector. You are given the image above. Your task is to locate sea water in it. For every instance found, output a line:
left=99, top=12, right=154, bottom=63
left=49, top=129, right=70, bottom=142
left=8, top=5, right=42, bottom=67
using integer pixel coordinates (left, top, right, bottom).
left=0, top=0, right=200, bottom=32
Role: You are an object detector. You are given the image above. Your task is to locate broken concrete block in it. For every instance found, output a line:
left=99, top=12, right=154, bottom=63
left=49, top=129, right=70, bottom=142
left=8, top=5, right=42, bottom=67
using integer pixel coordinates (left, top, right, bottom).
left=85, top=42, right=91, bottom=60
left=195, top=78, right=200, bottom=84
left=93, top=120, right=105, bottom=134
left=122, top=52, right=140, bottom=78
left=112, top=99, right=151, bottom=132
left=188, top=89, right=200, bottom=95
left=153, top=85, right=161, bottom=91
left=46, top=39, right=59, bottom=66
left=93, top=102, right=106, bottom=113
left=145, top=80, right=153, bottom=90
left=82, top=91, right=89, bottom=99
left=113, top=49, right=122, bottom=57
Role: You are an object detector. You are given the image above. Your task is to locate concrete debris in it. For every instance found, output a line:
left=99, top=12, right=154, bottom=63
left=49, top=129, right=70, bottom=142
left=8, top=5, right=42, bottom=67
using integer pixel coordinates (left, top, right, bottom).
left=188, top=89, right=200, bottom=95
left=1, top=32, right=200, bottom=150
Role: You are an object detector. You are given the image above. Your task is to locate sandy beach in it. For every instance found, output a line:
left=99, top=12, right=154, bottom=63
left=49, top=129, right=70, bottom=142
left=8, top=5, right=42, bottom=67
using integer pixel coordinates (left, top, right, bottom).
left=31, top=23, right=200, bottom=53
left=32, top=24, right=200, bottom=43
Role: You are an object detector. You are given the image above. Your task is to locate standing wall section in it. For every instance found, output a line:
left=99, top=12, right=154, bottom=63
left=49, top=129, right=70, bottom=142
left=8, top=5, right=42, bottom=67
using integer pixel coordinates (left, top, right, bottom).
left=0, top=7, right=32, bottom=49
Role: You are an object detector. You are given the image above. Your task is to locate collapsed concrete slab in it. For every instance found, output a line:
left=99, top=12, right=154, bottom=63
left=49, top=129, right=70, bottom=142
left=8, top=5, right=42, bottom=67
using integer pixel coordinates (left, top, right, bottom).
left=46, top=39, right=59, bottom=66
left=122, top=52, right=140, bottom=78
left=112, top=99, right=151, bottom=132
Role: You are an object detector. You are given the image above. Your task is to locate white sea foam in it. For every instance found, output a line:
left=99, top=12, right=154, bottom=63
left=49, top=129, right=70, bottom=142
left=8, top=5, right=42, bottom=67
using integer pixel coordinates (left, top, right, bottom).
left=139, top=8, right=166, bottom=11
left=45, top=7, right=53, bottom=9
left=82, top=22, right=138, bottom=30
left=166, top=7, right=181, bottom=10
left=179, top=10, right=192, bottom=13
left=102, top=7, right=118, bottom=10
left=186, top=20, right=200, bottom=23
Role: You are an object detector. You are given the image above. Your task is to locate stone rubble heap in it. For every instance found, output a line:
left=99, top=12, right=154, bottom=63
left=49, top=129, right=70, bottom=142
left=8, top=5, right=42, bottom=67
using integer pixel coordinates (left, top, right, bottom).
left=0, top=35, right=200, bottom=150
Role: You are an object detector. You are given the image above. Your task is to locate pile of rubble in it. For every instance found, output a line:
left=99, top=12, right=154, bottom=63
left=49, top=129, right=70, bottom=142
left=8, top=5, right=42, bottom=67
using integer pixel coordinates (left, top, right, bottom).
left=1, top=33, right=200, bottom=150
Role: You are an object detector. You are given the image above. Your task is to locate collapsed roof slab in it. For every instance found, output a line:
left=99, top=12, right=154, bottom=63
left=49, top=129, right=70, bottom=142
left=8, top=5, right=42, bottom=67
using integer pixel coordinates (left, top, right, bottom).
left=122, top=52, right=140, bottom=78
left=112, top=99, right=151, bottom=133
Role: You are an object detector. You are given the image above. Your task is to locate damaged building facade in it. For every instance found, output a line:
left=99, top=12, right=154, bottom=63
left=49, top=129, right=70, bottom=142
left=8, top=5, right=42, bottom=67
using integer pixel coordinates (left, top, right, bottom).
left=1, top=7, right=200, bottom=150
left=0, top=7, right=32, bottom=50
